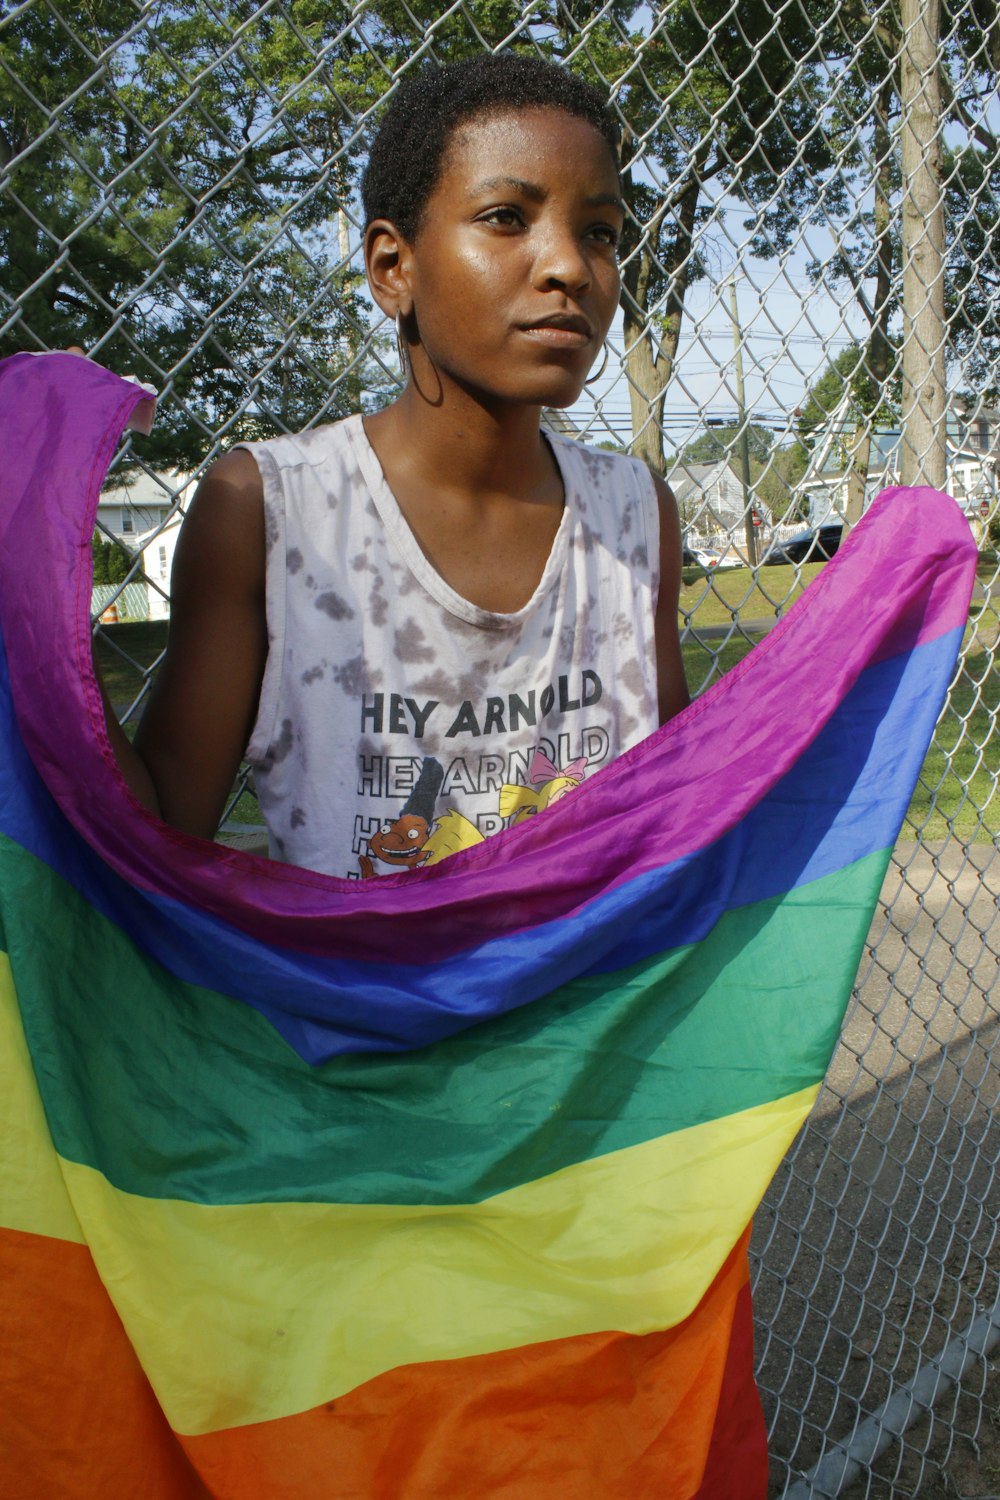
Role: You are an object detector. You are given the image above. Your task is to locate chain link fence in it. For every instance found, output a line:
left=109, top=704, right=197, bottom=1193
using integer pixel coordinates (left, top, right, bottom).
left=2, top=2, right=998, bottom=1492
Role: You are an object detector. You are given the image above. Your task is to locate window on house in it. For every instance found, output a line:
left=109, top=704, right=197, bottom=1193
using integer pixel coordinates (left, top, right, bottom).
left=121, top=508, right=134, bottom=533
left=159, top=545, right=167, bottom=579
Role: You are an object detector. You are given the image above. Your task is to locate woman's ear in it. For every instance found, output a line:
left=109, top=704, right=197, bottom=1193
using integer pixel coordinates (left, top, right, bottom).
left=364, top=219, right=413, bottom=320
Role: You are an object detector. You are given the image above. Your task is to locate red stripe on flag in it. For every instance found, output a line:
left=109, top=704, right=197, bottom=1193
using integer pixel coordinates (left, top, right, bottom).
left=695, top=1277, right=768, bottom=1498
left=3, top=1217, right=765, bottom=1498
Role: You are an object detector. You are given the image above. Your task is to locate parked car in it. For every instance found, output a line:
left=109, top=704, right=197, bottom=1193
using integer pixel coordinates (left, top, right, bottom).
left=683, top=545, right=720, bottom=570
left=761, top=522, right=844, bottom=566
left=683, top=545, right=744, bottom=571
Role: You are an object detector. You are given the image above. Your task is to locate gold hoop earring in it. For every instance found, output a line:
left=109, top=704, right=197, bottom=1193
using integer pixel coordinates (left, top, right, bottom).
left=585, top=343, right=610, bottom=385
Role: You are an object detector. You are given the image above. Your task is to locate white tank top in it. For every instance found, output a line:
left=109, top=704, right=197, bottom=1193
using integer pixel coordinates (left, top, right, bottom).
left=242, top=415, right=660, bottom=879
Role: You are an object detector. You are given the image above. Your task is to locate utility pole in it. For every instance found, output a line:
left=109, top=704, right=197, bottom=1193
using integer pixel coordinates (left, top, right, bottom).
left=728, top=275, right=758, bottom=565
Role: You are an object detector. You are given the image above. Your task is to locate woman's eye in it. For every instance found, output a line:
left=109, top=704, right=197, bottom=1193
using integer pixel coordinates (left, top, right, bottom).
left=480, top=206, right=523, bottom=228
left=407, top=828, right=420, bottom=840
left=590, top=224, right=620, bottom=249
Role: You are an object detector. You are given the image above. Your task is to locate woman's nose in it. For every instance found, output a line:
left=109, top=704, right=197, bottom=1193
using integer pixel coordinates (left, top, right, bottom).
left=533, top=224, right=591, bottom=294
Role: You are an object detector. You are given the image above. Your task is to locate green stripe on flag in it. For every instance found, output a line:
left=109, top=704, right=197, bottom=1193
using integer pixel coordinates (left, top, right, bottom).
left=1, top=833, right=886, bottom=1207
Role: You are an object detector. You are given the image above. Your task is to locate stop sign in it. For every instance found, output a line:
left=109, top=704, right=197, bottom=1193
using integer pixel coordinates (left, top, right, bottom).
left=981, top=500, right=990, bottom=518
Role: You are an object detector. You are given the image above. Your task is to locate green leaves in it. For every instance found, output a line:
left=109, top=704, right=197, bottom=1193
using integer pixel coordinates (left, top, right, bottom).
left=1, top=2, right=385, bottom=466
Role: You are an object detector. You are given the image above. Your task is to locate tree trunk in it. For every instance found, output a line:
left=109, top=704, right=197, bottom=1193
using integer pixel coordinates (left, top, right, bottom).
left=620, top=173, right=701, bottom=475
left=899, top=0, right=947, bottom=490
left=622, top=279, right=668, bottom=474
left=847, top=77, right=897, bottom=523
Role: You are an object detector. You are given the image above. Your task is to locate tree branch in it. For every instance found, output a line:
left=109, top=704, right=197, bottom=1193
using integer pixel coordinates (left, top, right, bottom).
left=938, top=63, right=1000, bottom=153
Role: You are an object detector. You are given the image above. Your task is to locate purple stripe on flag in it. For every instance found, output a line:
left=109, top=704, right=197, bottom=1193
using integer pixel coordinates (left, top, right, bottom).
left=0, top=352, right=979, bottom=968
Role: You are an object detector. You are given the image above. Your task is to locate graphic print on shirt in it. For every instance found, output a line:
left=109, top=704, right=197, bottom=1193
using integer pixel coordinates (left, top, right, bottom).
left=499, top=747, right=588, bottom=825
left=356, top=726, right=606, bottom=879
left=245, top=419, right=661, bottom=879
left=357, top=757, right=445, bottom=879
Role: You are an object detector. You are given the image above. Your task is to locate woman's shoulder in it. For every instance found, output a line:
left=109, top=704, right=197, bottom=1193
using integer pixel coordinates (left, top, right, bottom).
left=237, top=412, right=365, bottom=472
left=549, top=433, right=657, bottom=526
left=551, top=432, right=653, bottom=490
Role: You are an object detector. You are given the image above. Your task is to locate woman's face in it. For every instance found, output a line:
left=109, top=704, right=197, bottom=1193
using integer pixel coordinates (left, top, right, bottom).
left=402, top=107, right=623, bottom=411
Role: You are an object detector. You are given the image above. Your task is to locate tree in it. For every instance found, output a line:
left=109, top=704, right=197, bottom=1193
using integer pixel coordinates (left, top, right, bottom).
left=944, top=144, right=1000, bottom=401
left=796, top=346, right=893, bottom=440
left=3, top=1, right=849, bottom=478
left=755, top=444, right=812, bottom=523
left=780, top=345, right=902, bottom=519
left=91, top=534, right=133, bottom=586
left=1, top=3, right=390, bottom=468
left=8, top=0, right=992, bottom=489
left=91, top=535, right=110, bottom=587
left=679, top=423, right=774, bottom=468
left=786, top=0, right=905, bottom=521
left=544, top=1, right=844, bottom=474
left=675, top=423, right=809, bottom=521
left=799, top=0, right=999, bottom=506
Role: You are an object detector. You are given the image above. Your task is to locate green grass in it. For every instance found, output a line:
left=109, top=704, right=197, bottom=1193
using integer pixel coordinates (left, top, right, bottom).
left=682, top=636, right=756, bottom=696
left=681, top=550, right=998, bottom=631
left=94, top=597, right=998, bottom=842
left=680, top=625, right=999, bottom=843
left=679, top=561, right=826, bottom=629
left=906, top=635, right=999, bottom=841
left=93, top=620, right=168, bottom=710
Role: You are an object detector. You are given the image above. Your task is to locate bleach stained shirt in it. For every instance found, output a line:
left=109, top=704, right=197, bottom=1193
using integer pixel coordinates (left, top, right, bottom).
left=241, top=414, right=661, bottom=880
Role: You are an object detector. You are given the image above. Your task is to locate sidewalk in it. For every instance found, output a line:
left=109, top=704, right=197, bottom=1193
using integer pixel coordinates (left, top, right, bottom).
left=763, top=837, right=1000, bottom=1497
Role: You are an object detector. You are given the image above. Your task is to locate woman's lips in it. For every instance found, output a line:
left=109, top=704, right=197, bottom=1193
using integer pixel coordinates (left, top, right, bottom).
left=518, top=321, right=592, bottom=349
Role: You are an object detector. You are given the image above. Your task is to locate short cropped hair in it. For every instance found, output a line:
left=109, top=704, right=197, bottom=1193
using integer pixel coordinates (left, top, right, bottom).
left=361, top=54, right=620, bottom=241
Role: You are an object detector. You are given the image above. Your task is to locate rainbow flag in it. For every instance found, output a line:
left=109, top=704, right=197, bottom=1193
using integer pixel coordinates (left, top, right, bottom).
left=0, top=353, right=976, bottom=1498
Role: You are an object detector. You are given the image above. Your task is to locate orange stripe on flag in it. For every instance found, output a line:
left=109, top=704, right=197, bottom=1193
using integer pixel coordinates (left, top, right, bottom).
left=1, top=1221, right=764, bottom=1498
left=695, top=1278, right=768, bottom=1498
left=183, top=1232, right=760, bottom=1500
left=0, top=1226, right=208, bottom=1499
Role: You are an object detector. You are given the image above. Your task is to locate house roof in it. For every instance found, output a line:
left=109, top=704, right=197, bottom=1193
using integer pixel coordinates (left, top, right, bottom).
left=665, top=459, right=731, bottom=507
left=541, top=408, right=583, bottom=439
left=810, top=399, right=998, bottom=478
left=666, top=458, right=775, bottom=525
left=816, top=430, right=990, bottom=477
left=100, top=466, right=193, bottom=513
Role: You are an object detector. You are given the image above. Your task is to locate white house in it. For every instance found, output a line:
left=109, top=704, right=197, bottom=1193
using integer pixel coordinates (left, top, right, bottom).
left=666, top=458, right=774, bottom=555
left=97, top=467, right=193, bottom=619
left=797, top=396, right=998, bottom=541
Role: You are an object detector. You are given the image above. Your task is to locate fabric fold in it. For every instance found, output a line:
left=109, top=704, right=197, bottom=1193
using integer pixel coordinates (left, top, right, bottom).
left=0, top=351, right=977, bottom=1497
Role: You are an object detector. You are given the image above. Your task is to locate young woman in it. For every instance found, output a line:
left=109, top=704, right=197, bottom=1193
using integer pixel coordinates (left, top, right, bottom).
left=104, top=54, right=689, bottom=878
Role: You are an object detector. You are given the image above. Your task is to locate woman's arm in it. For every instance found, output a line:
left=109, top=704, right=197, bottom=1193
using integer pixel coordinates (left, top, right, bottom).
left=651, top=472, right=691, bottom=725
left=98, top=448, right=269, bottom=839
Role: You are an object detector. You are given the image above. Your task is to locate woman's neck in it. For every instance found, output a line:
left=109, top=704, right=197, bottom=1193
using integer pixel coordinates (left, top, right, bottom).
left=362, top=380, right=566, bottom=613
left=365, top=381, right=558, bottom=506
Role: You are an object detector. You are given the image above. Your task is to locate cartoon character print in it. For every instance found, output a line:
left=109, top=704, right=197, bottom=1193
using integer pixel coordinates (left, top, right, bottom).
left=359, top=757, right=445, bottom=879
left=358, top=746, right=591, bottom=877
left=499, top=747, right=588, bottom=825
left=421, top=808, right=484, bottom=865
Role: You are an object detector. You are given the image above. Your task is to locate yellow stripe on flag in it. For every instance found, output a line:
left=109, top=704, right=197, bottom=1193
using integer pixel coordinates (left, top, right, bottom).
left=0, top=955, right=84, bottom=1245
left=57, top=1083, right=818, bottom=1435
